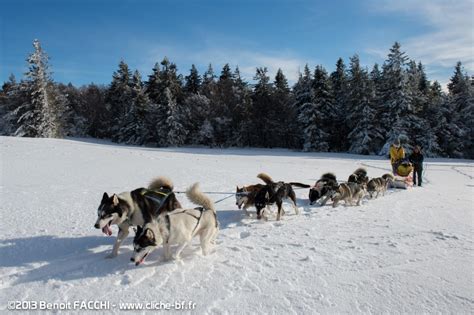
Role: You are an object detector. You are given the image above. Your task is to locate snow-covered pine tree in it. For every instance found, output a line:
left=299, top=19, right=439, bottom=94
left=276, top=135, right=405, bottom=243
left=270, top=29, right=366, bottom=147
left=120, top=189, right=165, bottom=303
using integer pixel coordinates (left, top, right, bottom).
left=11, top=81, right=39, bottom=137
left=0, top=74, right=23, bottom=135
left=379, top=42, right=413, bottom=155
left=80, top=84, right=108, bottom=138
left=184, top=64, right=201, bottom=95
left=330, top=58, right=349, bottom=151
left=212, top=64, right=235, bottom=146
left=164, top=87, right=187, bottom=146
left=150, top=58, right=186, bottom=146
left=106, top=60, right=133, bottom=140
left=418, top=62, right=430, bottom=97
left=293, top=65, right=313, bottom=110
left=272, top=68, right=294, bottom=148
left=311, top=65, right=334, bottom=151
left=183, top=94, right=214, bottom=145
left=144, top=57, right=185, bottom=146
left=298, top=102, right=322, bottom=152
left=405, top=61, right=440, bottom=156
left=201, top=64, right=217, bottom=99
left=231, top=66, right=253, bottom=147
left=292, top=64, right=313, bottom=148
left=422, top=81, right=450, bottom=157
left=370, top=63, right=383, bottom=99
left=369, top=63, right=385, bottom=137
left=467, top=75, right=474, bottom=158
left=298, top=65, right=332, bottom=152
left=346, top=55, right=384, bottom=154
left=251, top=67, right=274, bottom=147
left=144, top=62, right=163, bottom=144
left=56, top=83, right=88, bottom=137
left=145, top=62, right=162, bottom=104
left=445, top=62, right=473, bottom=158
left=13, top=39, right=64, bottom=138
left=158, top=57, right=184, bottom=105
left=406, top=61, right=425, bottom=114
left=117, top=70, right=151, bottom=145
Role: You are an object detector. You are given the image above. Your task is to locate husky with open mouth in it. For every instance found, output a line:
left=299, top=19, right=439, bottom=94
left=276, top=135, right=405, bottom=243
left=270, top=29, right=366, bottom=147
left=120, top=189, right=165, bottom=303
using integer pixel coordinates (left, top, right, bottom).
left=94, top=176, right=182, bottom=258
left=132, top=182, right=219, bottom=265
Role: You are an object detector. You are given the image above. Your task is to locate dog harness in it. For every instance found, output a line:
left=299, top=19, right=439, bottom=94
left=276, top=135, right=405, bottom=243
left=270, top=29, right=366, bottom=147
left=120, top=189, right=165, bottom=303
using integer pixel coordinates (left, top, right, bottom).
left=162, top=207, right=218, bottom=244
left=140, top=188, right=173, bottom=215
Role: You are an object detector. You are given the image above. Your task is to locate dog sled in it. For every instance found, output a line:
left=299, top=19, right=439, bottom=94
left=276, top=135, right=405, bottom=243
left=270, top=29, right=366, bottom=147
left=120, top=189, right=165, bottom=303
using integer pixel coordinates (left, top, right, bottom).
left=390, top=160, right=414, bottom=189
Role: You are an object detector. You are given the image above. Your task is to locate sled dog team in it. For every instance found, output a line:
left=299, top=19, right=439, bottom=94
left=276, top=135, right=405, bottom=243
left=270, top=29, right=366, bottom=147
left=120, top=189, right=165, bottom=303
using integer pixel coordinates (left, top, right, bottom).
left=94, top=168, right=394, bottom=265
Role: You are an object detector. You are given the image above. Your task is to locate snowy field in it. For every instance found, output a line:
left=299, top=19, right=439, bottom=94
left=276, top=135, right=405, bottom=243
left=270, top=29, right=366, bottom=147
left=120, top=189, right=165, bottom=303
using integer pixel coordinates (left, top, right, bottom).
left=1, top=136, right=473, bottom=314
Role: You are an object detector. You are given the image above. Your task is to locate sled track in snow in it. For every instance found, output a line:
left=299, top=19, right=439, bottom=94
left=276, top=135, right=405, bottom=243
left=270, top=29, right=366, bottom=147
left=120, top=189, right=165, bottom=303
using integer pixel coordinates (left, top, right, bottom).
left=451, top=166, right=474, bottom=180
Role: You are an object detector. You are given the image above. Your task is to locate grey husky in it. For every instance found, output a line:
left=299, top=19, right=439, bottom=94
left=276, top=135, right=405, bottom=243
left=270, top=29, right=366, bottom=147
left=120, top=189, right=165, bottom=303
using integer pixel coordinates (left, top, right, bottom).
left=332, top=182, right=366, bottom=207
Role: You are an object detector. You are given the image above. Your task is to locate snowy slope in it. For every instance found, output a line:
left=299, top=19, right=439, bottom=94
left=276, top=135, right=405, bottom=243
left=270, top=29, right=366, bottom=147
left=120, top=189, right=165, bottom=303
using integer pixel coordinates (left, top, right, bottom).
left=1, top=136, right=473, bottom=313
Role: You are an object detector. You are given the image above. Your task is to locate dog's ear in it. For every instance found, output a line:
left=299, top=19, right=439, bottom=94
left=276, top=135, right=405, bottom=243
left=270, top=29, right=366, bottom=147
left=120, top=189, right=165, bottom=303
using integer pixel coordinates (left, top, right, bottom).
left=112, top=194, right=119, bottom=206
left=236, top=185, right=239, bottom=191
left=145, top=228, right=155, bottom=241
left=102, top=192, right=109, bottom=201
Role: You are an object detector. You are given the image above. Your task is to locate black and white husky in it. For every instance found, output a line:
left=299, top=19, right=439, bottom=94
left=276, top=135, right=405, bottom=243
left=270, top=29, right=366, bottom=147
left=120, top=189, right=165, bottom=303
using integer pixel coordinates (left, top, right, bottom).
left=132, top=183, right=219, bottom=266
left=348, top=168, right=369, bottom=186
left=94, top=177, right=182, bottom=258
left=309, top=173, right=339, bottom=205
left=254, top=173, right=310, bottom=221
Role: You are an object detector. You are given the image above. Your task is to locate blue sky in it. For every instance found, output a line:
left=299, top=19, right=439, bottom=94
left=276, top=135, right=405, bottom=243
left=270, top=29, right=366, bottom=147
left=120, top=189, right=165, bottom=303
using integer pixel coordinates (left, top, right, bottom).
left=1, top=0, right=472, bottom=88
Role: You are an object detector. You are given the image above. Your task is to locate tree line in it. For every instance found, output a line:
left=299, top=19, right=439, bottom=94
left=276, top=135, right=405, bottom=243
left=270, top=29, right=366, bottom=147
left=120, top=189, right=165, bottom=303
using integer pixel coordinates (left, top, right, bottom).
left=1, top=40, right=472, bottom=158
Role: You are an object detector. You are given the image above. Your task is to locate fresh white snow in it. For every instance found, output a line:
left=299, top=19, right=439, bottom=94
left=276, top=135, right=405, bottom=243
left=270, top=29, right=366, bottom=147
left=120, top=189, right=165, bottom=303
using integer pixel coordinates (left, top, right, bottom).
left=1, top=136, right=473, bottom=313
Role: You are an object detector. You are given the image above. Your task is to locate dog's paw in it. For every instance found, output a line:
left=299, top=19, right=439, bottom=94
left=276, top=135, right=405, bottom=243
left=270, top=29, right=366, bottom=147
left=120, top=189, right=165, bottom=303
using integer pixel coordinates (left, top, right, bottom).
left=105, top=253, right=118, bottom=259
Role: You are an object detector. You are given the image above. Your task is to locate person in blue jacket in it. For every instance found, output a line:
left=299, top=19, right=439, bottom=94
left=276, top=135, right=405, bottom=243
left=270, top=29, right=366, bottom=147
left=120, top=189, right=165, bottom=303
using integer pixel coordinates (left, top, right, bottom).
left=409, top=145, right=424, bottom=186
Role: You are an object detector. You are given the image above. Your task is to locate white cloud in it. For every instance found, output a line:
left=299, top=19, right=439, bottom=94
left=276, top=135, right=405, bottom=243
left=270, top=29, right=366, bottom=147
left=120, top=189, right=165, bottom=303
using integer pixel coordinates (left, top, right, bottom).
left=366, top=0, right=474, bottom=89
left=367, top=0, right=473, bottom=87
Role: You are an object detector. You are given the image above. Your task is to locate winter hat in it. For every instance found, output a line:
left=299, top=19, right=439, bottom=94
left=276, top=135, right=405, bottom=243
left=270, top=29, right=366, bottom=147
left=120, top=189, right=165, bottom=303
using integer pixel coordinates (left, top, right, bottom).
left=394, top=138, right=400, bottom=146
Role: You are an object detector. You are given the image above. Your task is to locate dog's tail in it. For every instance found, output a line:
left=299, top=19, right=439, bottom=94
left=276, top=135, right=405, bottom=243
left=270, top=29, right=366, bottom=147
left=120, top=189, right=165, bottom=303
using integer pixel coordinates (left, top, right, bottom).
left=382, top=173, right=394, bottom=180
left=148, top=176, right=174, bottom=191
left=186, top=182, right=215, bottom=212
left=289, top=182, right=311, bottom=188
left=321, top=172, right=337, bottom=181
left=257, top=173, right=274, bottom=185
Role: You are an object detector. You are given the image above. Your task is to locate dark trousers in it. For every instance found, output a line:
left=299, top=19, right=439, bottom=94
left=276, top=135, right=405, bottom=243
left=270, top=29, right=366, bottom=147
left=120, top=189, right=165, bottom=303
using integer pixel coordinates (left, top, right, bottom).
left=413, top=166, right=423, bottom=186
